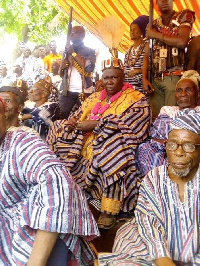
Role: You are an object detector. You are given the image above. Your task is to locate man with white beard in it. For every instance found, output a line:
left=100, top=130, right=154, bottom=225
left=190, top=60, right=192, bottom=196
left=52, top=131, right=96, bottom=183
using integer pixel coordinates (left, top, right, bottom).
left=99, top=109, right=200, bottom=266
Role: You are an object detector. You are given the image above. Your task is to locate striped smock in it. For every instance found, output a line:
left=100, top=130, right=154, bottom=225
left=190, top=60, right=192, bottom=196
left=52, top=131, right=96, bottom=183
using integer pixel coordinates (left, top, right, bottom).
left=98, top=165, right=200, bottom=265
left=47, top=86, right=151, bottom=213
left=0, top=130, right=99, bottom=265
left=124, top=41, right=146, bottom=93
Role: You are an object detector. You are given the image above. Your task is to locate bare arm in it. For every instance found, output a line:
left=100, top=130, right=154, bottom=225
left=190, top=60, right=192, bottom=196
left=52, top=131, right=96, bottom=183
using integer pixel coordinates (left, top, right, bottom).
left=27, top=229, right=59, bottom=266
left=67, top=116, right=79, bottom=132
left=146, top=25, right=191, bottom=49
left=21, top=113, right=32, bottom=121
left=142, top=42, right=154, bottom=94
left=143, top=43, right=149, bottom=80
left=76, top=120, right=99, bottom=132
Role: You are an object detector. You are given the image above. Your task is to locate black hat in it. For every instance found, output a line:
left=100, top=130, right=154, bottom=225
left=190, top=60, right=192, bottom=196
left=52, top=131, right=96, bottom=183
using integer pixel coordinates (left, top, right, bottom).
left=131, top=15, right=149, bottom=37
left=0, top=86, right=24, bottom=104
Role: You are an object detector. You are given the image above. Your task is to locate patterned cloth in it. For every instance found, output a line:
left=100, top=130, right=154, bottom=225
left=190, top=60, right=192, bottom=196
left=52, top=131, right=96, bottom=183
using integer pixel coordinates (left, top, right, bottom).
left=49, top=74, right=62, bottom=102
left=153, top=9, right=195, bottom=71
left=136, top=106, right=200, bottom=177
left=8, top=125, right=39, bottom=136
left=98, top=165, right=200, bottom=265
left=50, top=74, right=62, bottom=91
left=30, top=101, right=60, bottom=140
left=47, top=86, right=151, bottom=213
left=170, top=108, right=200, bottom=135
left=0, top=130, right=99, bottom=265
left=177, top=70, right=200, bottom=89
left=149, top=9, right=195, bottom=118
left=124, top=40, right=146, bottom=93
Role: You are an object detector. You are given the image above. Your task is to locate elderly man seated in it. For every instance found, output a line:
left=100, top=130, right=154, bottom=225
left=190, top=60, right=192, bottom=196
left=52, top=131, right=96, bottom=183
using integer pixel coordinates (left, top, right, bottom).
left=136, top=70, right=200, bottom=177
left=21, top=79, right=60, bottom=140
left=99, top=109, right=200, bottom=265
left=0, top=97, right=99, bottom=265
left=47, top=58, right=151, bottom=229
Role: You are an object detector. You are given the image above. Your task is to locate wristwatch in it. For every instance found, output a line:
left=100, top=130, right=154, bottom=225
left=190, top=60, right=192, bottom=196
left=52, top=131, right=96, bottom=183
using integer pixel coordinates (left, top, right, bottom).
left=72, top=52, right=77, bottom=57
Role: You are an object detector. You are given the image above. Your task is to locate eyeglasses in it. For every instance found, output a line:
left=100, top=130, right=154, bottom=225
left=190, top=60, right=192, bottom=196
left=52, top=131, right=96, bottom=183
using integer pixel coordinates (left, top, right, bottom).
left=166, top=141, right=200, bottom=153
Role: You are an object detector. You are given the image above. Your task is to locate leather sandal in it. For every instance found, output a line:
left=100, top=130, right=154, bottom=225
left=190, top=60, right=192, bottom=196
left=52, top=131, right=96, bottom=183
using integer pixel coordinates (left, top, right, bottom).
left=97, top=213, right=116, bottom=230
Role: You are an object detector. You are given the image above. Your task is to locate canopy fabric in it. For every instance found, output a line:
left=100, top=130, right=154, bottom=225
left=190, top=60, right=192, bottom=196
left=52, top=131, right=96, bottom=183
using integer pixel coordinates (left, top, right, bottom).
left=54, top=0, right=200, bottom=53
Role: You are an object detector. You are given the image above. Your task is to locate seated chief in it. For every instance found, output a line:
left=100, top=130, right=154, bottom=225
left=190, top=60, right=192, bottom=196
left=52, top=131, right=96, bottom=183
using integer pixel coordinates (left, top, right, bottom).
left=47, top=58, right=151, bottom=230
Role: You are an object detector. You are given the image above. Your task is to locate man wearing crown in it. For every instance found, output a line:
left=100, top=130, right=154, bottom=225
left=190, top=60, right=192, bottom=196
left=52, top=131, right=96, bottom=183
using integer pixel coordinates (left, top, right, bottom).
left=47, top=58, right=151, bottom=229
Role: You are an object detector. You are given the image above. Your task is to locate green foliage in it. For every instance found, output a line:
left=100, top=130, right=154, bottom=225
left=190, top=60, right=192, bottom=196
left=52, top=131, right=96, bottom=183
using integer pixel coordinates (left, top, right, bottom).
left=0, top=0, right=68, bottom=44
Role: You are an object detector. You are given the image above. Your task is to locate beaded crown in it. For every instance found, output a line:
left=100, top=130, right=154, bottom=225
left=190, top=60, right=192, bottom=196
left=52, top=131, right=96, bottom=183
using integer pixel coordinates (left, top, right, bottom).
left=101, top=57, right=124, bottom=71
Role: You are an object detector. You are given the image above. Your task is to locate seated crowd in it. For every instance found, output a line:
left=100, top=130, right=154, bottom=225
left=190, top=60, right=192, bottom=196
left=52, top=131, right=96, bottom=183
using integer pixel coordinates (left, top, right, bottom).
left=1, top=56, right=200, bottom=265
left=0, top=18, right=200, bottom=266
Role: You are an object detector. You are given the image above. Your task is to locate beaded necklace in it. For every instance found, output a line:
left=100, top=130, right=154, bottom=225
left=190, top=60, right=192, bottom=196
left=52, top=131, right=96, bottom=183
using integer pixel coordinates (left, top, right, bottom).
left=156, top=11, right=180, bottom=36
left=127, top=40, right=146, bottom=67
left=89, top=83, right=132, bottom=120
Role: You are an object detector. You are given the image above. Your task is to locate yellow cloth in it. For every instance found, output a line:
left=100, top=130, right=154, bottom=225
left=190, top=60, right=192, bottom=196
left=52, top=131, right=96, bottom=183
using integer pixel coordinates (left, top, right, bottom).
left=43, top=53, right=62, bottom=72
left=101, top=196, right=121, bottom=214
left=80, top=88, right=144, bottom=161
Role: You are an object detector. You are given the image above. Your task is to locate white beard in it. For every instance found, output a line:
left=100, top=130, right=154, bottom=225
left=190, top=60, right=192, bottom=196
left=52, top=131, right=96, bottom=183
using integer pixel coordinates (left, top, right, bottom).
left=171, top=166, right=191, bottom=177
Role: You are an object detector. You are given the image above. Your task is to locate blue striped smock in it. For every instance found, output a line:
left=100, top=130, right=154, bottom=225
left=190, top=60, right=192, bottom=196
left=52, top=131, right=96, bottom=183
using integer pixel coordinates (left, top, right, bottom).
left=98, top=165, right=200, bottom=265
left=0, top=130, right=99, bottom=265
left=30, top=101, right=60, bottom=140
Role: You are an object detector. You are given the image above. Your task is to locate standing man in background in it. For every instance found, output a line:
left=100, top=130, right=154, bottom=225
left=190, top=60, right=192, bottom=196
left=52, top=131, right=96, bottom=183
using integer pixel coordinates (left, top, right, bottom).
left=143, top=0, right=195, bottom=119
left=59, top=26, right=96, bottom=118
left=44, top=41, right=62, bottom=72
left=38, top=45, right=47, bottom=61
